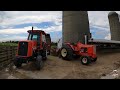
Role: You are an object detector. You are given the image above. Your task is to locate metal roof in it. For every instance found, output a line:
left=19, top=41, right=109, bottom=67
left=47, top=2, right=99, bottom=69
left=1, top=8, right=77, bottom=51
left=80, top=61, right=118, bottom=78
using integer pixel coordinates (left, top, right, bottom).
left=89, top=39, right=120, bottom=44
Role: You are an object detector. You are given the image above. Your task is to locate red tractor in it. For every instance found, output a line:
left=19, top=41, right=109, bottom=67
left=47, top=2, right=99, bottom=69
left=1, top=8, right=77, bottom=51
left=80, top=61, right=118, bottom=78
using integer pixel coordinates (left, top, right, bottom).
left=60, top=37, right=97, bottom=65
left=14, top=27, right=51, bottom=70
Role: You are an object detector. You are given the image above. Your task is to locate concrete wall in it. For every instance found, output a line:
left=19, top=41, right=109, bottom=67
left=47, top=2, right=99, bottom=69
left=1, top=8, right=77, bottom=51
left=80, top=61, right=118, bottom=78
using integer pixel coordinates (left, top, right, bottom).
left=62, top=11, right=90, bottom=44
left=108, top=11, right=120, bottom=41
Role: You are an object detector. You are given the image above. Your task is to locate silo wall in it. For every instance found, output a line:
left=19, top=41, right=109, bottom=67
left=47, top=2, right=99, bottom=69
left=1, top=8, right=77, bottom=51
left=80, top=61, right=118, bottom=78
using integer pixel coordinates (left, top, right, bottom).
left=62, top=11, right=90, bottom=44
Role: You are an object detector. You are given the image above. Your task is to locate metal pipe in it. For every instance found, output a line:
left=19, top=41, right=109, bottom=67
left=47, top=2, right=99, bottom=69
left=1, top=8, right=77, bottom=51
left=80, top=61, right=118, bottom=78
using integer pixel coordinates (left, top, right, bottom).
left=84, top=34, right=87, bottom=45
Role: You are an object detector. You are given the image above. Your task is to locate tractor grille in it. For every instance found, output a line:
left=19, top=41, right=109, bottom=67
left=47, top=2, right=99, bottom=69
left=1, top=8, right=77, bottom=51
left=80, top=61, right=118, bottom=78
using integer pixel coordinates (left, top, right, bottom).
left=18, top=42, right=28, bottom=56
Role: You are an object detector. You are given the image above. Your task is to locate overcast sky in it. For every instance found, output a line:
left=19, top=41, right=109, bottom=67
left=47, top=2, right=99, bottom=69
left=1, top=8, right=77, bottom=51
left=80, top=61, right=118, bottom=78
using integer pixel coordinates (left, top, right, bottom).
left=0, top=11, right=120, bottom=42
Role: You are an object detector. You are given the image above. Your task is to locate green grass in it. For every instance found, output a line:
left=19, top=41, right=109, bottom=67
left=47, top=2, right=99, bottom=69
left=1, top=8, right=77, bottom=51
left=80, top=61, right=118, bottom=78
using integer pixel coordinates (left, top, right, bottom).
left=51, top=45, right=57, bottom=49
left=0, top=43, right=57, bottom=47
left=0, top=43, right=18, bottom=46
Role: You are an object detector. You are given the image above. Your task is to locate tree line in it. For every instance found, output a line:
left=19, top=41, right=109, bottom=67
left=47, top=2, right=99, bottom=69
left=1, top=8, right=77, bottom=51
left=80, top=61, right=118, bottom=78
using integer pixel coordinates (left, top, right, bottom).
left=1, top=41, right=19, bottom=43
left=1, top=41, right=57, bottom=45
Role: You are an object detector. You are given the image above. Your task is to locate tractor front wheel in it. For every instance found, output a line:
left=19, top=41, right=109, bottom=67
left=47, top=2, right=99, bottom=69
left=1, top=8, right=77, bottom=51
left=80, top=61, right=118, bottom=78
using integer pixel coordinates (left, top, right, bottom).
left=36, top=55, right=44, bottom=70
left=61, top=44, right=73, bottom=60
left=14, top=58, right=22, bottom=68
left=42, top=50, right=47, bottom=61
left=91, top=57, right=97, bottom=62
left=80, top=56, right=91, bottom=65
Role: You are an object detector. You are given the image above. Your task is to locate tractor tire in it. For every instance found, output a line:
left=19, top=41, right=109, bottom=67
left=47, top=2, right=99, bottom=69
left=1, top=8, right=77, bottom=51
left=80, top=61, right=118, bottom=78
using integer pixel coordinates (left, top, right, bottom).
left=91, top=57, right=97, bottom=62
left=47, top=50, right=50, bottom=55
left=42, top=50, right=47, bottom=60
left=61, top=44, right=73, bottom=60
left=14, top=58, right=22, bottom=68
left=36, top=55, right=44, bottom=70
left=74, top=55, right=80, bottom=59
left=80, top=56, right=91, bottom=65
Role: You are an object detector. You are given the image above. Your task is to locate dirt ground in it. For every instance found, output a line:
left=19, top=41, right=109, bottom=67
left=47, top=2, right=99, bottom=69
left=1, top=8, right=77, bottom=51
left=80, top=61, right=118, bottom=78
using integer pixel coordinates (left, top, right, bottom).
left=1, top=49, right=120, bottom=79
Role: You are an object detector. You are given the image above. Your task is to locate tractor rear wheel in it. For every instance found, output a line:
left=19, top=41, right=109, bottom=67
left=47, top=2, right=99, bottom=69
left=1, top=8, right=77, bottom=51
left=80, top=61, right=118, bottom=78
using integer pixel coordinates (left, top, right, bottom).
left=14, top=58, right=22, bottom=68
left=74, top=55, right=80, bottom=59
left=36, top=55, right=44, bottom=70
left=61, top=44, right=73, bottom=60
left=80, top=56, right=91, bottom=65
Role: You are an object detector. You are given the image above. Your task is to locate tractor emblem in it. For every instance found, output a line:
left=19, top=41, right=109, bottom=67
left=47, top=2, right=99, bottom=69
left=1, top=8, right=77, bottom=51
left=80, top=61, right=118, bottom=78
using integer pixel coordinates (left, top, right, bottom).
left=22, top=42, right=24, bottom=45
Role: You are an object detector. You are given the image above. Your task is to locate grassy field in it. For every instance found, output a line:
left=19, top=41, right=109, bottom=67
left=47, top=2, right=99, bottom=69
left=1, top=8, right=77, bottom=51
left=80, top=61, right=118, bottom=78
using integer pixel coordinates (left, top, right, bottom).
left=0, top=43, right=18, bottom=46
left=51, top=45, right=57, bottom=49
left=0, top=43, right=57, bottom=47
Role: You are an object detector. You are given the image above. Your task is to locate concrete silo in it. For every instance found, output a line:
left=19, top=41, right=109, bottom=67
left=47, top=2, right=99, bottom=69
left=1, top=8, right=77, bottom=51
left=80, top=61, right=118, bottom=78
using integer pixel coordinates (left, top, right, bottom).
left=108, top=11, right=120, bottom=41
left=62, top=11, right=90, bottom=44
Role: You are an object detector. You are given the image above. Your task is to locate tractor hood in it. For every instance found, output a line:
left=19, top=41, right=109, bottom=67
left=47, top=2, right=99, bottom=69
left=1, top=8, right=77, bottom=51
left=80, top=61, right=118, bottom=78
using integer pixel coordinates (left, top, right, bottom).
left=19, top=40, right=37, bottom=49
left=17, top=40, right=37, bottom=57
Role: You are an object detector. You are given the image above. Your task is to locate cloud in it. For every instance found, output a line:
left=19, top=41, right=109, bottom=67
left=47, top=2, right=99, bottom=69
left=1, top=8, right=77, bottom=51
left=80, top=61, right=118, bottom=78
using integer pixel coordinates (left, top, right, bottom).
left=0, top=25, right=62, bottom=34
left=90, top=25, right=109, bottom=31
left=88, top=11, right=120, bottom=39
left=0, top=11, right=62, bottom=42
left=88, top=11, right=109, bottom=28
left=88, top=11, right=120, bottom=30
left=105, top=33, right=111, bottom=40
left=0, top=25, right=62, bottom=41
left=0, top=11, right=107, bottom=42
left=1, top=11, right=120, bottom=42
left=0, top=35, right=27, bottom=41
left=0, top=11, right=5, bottom=22
left=0, top=11, right=62, bottom=29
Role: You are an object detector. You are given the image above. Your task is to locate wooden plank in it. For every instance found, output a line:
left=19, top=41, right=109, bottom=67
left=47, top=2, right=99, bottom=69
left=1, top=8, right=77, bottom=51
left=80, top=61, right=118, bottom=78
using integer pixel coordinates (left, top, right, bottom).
left=0, top=53, right=16, bottom=58
left=0, top=59, right=9, bottom=63
left=0, top=54, right=16, bottom=59
left=0, top=50, right=16, bottom=54
left=0, top=52, right=12, bottom=55
left=0, top=55, right=8, bottom=59
left=0, top=48, right=17, bottom=52
left=4, top=48, right=14, bottom=51
left=0, top=58, right=12, bottom=64
left=0, top=56, right=14, bottom=63
left=0, top=46, right=17, bottom=68
left=0, top=57, right=8, bottom=62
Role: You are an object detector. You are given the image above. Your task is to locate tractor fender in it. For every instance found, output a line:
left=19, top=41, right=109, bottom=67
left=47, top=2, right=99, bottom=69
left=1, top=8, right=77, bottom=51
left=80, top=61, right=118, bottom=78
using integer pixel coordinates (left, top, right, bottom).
left=42, top=42, right=47, bottom=49
left=62, top=43, right=74, bottom=51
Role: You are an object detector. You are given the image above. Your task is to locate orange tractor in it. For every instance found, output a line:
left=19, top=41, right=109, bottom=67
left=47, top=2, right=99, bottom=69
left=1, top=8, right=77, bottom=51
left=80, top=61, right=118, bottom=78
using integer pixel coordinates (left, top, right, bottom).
left=14, top=27, right=51, bottom=70
left=60, top=35, right=97, bottom=65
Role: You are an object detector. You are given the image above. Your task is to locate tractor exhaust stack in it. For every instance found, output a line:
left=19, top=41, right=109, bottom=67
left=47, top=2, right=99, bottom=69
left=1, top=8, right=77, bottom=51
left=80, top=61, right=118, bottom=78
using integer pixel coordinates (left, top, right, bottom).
left=31, top=26, right=34, bottom=40
left=32, top=26, right=33, bottom=31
